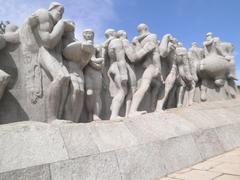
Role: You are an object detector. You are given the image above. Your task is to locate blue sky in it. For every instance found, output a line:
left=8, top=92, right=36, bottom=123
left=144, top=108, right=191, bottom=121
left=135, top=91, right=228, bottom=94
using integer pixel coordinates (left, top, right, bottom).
left=0, top=0, right=239, bottom=83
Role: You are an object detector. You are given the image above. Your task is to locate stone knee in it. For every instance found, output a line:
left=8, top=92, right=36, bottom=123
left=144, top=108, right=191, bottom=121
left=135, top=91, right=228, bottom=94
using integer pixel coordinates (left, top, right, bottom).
left=86, top=89, right=94, bottom=96
left=214, top=78, right=225, bottom=87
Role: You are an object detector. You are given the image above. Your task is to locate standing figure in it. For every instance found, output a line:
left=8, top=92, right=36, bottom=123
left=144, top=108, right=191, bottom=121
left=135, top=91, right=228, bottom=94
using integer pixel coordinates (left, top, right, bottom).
left=128, top=24, right=161, bottom=116
left=84, top=29, right=104, bottom=121
left=175, top=42, right=193, bottom=107
left=104, top=29, right=129, bottom=119
left=62, top=25, right=94, bottom=122
left=26, top=2, right=70, bottom=122
left=117, top=30, right=137, bottom=116
left=188, top=42, right=204, bottom=105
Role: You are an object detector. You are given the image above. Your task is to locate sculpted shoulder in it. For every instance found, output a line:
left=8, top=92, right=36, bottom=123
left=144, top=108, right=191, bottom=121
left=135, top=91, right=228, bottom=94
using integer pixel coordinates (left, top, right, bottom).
left=33, top=9, right=50, bottom=22
left=145, top=33, right=158, bottom=43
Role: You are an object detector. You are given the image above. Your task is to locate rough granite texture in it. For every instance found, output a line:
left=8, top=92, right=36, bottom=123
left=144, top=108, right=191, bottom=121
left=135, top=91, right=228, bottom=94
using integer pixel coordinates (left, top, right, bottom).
left=0, top=98, right=240, bottom=180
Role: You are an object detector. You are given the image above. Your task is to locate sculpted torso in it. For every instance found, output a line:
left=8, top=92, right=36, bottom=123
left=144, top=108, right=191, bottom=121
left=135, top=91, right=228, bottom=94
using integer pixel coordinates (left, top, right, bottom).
left=33, top=9, right=54, bottom=46
left=108, top=38, right=125, bottom=63
left=139, top=33, right=159, bottom=68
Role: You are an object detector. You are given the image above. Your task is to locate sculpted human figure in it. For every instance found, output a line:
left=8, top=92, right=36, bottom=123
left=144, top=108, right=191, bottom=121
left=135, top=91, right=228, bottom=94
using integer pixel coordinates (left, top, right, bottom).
left=26, top=2, right=70, bottom=122
left=104, top=28, right=129, bottom=119
left=128, top=24, right=162, bottom=115
left=200, top=32, right=237, bottom=101
left=156, top=38, right=193, bottom=109
left=84, top=29, right=104, bottom=121
left=188, top=42, right=204, bottom=105
left=0, top=30, right=12, bottom=100
left=0, top=23, right=19, bottom=103
left=175, top=42, right=193, bottom=107
left=62, top=24, right=94, bottom=122
left=117, top=30, right=137, bottom=116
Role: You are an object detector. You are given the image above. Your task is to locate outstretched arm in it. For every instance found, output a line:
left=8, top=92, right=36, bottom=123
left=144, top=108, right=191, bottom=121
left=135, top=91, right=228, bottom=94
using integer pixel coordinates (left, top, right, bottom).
left=38, top=20, right=65, bottom=49
left=3, top=30, right=19, bottom=44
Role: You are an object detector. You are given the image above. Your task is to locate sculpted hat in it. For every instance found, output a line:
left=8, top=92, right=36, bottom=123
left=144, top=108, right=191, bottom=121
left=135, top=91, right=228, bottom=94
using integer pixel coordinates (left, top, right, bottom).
left=48, top=2, right=64, bottom=11
left=206, top=32, right=213, bottom=36
left=83, top=29, right=94, bottom=33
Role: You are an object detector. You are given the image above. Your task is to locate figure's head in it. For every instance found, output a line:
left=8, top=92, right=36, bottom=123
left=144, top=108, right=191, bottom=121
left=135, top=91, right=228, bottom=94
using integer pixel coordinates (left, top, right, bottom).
left=178, top=42, right=183, bottom=47
left=206, top=32, right=213, bottom=40
left=83, top=29, right=94, bottom=41
left=192, top=42, right=198, bottom=47
left=48, top=2, right=64, bottom=23
left=5, top=24, right=18, bottom=33
left=137, top=23, right=149, bottom=35
left=117, top=30, right=127, bottom=39
left=104, top=28, right=116, bottom=39
left=214, top=37, right=220, bottom=43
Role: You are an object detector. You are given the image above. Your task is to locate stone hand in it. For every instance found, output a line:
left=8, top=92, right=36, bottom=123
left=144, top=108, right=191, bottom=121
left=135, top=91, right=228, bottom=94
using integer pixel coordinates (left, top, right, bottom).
left=27, top=15, right=39, bottom=27
left=64, top=20, right=75, bottom=32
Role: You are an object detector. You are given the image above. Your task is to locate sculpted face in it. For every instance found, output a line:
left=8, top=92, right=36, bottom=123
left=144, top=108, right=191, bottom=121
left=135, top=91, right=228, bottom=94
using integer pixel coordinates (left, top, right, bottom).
left=206, top=32, right=213, bottom=41
left=192, top=42, right=198, bottom=47
left=137, top=24, right=149, bottom=36
left=49, top=5, right=64, bottom=23
left=117, top=30, right=127, bottom=39
left=83, top=29, right=94, bottom=41
left=104, top=29, right=116, bottom=39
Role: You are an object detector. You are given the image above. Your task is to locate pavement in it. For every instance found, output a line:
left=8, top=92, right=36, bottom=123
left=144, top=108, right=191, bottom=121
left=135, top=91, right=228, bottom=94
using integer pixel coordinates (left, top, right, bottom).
left=159, top=148, right=240, bottom=180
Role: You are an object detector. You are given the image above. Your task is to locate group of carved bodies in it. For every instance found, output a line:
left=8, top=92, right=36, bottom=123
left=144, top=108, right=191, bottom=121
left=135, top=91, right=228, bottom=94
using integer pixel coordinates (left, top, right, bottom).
left=0, top=2, right=238, bottom=123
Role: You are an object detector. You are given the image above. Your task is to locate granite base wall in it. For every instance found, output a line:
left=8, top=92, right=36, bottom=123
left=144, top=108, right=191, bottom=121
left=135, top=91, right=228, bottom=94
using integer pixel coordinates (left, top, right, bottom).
left=0, top=98, right=240, bottom=180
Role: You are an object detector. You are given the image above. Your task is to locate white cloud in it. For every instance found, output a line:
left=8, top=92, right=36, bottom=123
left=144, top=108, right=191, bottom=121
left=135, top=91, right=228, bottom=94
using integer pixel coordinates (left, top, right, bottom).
left=0, top=0, right=116, bottom=42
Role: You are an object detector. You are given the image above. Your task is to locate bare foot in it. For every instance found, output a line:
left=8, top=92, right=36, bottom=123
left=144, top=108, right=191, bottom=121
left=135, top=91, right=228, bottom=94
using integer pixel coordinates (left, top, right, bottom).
left=93, top=115, right=102, bottom=121
left=110, top=116, right=124, bottom=121
left=50, top=119, right=73, bottom=125
left=128, top=111, right=147, bottom=117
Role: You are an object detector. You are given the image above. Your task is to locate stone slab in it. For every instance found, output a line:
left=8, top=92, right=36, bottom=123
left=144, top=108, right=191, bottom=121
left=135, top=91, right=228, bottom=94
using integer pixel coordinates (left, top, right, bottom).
left=115, top=142, right=167, bottom=180
left=193, top=129, right=224, bottom=160
left=59, top=123, right=99, bottom=159
left=50, top=151, right=121, bottom=180
left=0, top=122, right=68, bottom=173
left=0, top=165, right=50, bottom=180
left=0, top=98, right=240, bottom=179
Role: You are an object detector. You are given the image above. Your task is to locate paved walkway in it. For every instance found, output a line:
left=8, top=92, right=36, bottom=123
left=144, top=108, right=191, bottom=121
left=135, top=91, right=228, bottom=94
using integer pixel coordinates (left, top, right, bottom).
left=160, top=148, right=240, bottom=180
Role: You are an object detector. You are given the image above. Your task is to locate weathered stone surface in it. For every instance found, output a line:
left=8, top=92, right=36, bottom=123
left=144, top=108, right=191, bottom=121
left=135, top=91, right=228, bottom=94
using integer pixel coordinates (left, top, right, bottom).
left=90, top=121, right=138, bottom=152
left=0, top=99, right=240, bottom=180
left=159, top=134, right=202, bottom=173
left=50, top=151, right=121, bottom=180
left=215, top=123, right=240, bottom=151
left=193, top=129, right=224, bottom=160
left=125, top=112, right=195, bottom=144
left=0, top=121, right=68, bottom=173
left=116, top=142, right=167, bottom=180
left=0, top=165, right=50, bottom=180
left=59, top=123, right=99, bottom=159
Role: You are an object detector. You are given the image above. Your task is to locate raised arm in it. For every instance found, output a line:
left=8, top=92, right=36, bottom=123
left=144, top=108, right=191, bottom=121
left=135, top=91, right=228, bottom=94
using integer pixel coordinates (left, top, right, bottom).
left=38, top=20, right=65, bottom=49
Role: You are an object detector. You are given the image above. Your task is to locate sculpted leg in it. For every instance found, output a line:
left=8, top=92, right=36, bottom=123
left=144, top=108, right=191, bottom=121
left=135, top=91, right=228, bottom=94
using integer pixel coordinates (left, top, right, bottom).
left=64, top=74, right=84, bottom=122
left=156, top=66, right=177, bottom=111
left=58, top=66, right=71, bottom=118
left=200, top=79, right=208, bottom=102
left=110, top=85, right=127, bottom=119
left=177, top=85, right=185, bottom=107
left=93, top=89, right=102, bottom=120
left=188, top=81, right=195, bottom=106
left=129, top=80, right=151, bottom=114
left=39, top=48, right=70, bottom=121
left=86, top=89, right=94, bottom=121
left=0, top=70, right=10, bottom=99
left=151, top=78, right=161, bottom=112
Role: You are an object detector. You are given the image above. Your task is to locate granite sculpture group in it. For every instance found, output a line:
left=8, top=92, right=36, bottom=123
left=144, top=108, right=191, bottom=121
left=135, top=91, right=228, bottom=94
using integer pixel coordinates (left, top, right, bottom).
left=0, top=2, right=238, bottom=123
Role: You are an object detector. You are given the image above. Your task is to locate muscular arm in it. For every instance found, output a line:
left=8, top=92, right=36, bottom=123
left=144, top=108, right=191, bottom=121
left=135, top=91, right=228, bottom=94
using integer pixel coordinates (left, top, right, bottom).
left=34, top=10, right=65, bottom=49
left=3, top=30, right=19, bottom=44
left=38, top=20, right=65, bottom=49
